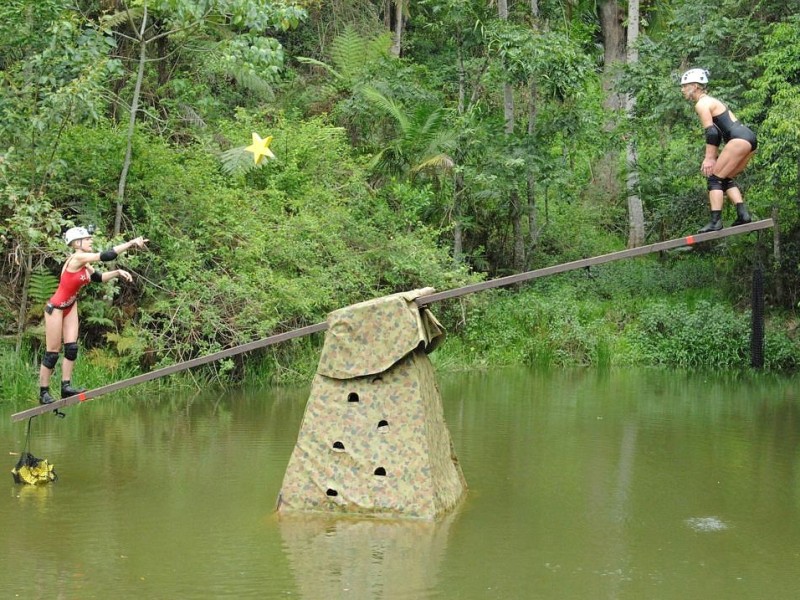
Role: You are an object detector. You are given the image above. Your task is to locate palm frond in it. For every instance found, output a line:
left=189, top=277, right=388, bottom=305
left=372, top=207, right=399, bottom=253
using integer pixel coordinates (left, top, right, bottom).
left=359, top=86, right=410, bottom=131
left=296, top=56, right=343, bottom=80
left=412, top=153, right=455, bottom=175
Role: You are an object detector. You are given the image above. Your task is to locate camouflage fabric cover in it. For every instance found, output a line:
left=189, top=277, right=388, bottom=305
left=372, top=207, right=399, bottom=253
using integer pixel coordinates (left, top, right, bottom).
left=317, top=287, right=444, bottom=379
left=277, top=289, right=466, bottom=520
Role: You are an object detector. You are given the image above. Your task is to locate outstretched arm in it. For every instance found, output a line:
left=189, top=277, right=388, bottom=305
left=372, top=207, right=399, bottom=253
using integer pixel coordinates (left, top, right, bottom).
left=98, top=269, right=133, bottom=283
left=73, top=236, right=149, bottom=267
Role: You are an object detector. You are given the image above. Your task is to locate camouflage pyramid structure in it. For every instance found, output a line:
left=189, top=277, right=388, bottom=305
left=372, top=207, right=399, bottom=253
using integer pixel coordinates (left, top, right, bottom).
left=277, top=288, right=467, bottom=520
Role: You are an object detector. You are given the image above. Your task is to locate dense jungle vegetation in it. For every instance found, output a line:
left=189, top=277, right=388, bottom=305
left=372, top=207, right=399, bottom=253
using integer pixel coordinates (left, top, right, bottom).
left=2, top=0, right=800, bottom=402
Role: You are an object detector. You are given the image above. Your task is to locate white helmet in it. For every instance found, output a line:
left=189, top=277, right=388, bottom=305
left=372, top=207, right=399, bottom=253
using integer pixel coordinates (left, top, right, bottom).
left=680, top=68, right=709, bottom=85
left=64, top=226, right=91, bottom=245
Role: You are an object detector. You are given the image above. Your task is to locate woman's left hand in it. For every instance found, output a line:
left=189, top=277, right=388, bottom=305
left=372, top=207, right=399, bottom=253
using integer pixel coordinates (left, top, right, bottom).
left=117, top=269, right=133, bottom=282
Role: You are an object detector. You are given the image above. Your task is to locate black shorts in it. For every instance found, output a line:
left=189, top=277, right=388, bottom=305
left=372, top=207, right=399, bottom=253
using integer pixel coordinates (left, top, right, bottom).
left=727, top=123, right=758, bottom=152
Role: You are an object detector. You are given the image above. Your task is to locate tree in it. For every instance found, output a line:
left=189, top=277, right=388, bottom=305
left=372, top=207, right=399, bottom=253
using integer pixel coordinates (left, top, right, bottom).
left=626, top=0, right=645, bottom=247
left=100, top=0, right=306, bottom=235
left=0, top=1, right=119, bottom=349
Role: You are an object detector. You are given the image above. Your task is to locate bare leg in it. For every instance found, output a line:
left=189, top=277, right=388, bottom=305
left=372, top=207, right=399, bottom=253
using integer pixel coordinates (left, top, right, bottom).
left=60, top=305, right=80, bottom=384
left=725, top=186, right=743, bottom=204
left=713, top=140, right=754, bottom=178
left=39, top=309, right=64, bottom=387
left=710, top=141, right=755, bottom=226
left=708, top=189, right=724, bottom=211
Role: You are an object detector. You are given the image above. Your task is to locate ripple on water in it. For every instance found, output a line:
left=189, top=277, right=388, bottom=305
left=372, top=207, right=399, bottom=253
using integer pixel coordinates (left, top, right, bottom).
left=685, top=516, right=729, bottom=532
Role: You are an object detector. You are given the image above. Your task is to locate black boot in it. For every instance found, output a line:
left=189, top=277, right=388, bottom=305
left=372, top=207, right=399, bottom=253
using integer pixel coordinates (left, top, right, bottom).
left=731, top=202, right=752, bottom=226
left=699, top=210, right=723, bottom=233
left=39, top=387, right=56, bottom=405
left=61, top=380, right=86, bottom=399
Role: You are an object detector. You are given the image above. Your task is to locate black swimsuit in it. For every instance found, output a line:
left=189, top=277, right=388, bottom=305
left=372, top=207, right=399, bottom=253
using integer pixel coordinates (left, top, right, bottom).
left=712, top=109, right=757, bottom=151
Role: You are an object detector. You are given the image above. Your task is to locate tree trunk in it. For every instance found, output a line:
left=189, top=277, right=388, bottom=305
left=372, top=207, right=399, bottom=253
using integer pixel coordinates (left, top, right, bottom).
left=600, top=0, right=625, bottom=111
left=526, top=80, right=541, bottom=266
left=453, top=36, right=466, bottom=263
left=497, top=0, right=524, bottom=271
left=625, top=0, right=645, bottom=247
left=526, top=2, right=541, bottom=267
left=116, top=16, right=148, bottom=237
left=390, top=1, right=403, bottom=57
left=453, top=170, right=464, bottom=264
left=498, top=0, right=513, bottom=133
left=595, top=1, right=626, bottom=223
left=15, top=249, right=32, bottom=354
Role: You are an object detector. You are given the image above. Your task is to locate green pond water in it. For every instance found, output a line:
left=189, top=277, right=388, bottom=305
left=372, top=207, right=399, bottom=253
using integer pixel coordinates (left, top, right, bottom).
left=2, top=367, right=799, bottom=599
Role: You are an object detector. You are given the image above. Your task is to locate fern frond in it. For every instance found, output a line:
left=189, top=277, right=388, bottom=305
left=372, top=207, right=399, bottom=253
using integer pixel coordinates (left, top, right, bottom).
left=29, top=269, right=58, bottom=305
left=219, top=146, right=259, bottom=176
left=330, top=27, right=368, bottom=81
left=180, top=103, right=206, bottom=128
left=330, top=28, right=391, bottom=83
left=84, top=315, right=115, bottom=328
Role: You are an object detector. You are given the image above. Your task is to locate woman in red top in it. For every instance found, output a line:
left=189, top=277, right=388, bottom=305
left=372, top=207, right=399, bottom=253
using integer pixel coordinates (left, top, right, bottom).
left=39, top=227, right=148, bottom=405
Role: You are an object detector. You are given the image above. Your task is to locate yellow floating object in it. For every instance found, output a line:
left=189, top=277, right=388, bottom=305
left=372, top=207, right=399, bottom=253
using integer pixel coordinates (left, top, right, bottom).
left=245, top=132, right=276, bottom=165
left=11, top=453, right=57, bottom=485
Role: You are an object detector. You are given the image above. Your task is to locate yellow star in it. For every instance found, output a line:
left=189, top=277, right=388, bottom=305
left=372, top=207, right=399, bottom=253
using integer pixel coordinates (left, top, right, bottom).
left=245, top=132, right=275, bottom=165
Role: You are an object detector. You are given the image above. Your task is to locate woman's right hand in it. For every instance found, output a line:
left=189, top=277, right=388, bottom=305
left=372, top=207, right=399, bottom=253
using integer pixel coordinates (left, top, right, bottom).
left=130, top=236, right=149, bottom=249
left=117, top=269, right=133, bottom=282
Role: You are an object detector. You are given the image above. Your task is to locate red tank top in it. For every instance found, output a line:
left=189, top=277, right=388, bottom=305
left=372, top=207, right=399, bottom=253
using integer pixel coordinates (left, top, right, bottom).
left=49, top=263, right=92, bottom=308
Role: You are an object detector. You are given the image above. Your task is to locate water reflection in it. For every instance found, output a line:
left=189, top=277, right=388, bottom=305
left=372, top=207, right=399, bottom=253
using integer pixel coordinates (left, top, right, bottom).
left=278, top=510, right=458, bottom=599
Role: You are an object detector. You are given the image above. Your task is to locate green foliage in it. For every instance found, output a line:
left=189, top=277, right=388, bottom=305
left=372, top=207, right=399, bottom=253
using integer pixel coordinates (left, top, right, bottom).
left=358, top=86, right=456, bottom=182
left=436, top=259, right=800, bottom=372
left=3, top=0, right=800, bottom=405
left=297, top=26, right=392, bottom=91
left=29, top=112, right=475, bottom=375
left=28, top=269, right=59, bottom=305
left=631, top=300, right=750, bottom=368
left=216, top=35, right=286, bottom=92
left=0, top=342, right=39, bottom=401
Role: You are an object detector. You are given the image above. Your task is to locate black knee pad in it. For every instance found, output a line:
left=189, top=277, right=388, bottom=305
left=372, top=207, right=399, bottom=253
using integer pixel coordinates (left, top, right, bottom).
left=707, top=174, right=724, bottom=191
left=63, top=342, right=79, bottom=361
left=721, top=178, right=737, bottom=191
left=42, top=351, right=60, bottom=370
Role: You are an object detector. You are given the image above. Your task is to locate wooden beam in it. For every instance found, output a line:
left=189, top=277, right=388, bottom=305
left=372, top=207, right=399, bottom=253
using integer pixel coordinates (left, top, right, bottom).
left=12, top=322, right=328, bottom=422
left=11, top=219, right=772, bottom=422
left=416, top=219, right=774, bottom=305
